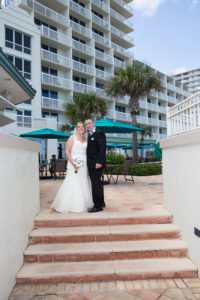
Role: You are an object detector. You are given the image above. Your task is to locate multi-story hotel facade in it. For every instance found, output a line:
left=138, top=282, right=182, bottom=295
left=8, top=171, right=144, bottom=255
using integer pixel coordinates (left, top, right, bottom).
left=169, top=67, right=200, bottom=95
left=0, top=0, right=190, bottom=160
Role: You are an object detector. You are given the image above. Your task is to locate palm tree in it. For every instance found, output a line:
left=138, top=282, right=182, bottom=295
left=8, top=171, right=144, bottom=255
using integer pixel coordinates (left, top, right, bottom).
left=139, top=126, right=152, bottom=162
left=65, top=92, right=107, bottom=124
left=106, top=60, right=161, bottom=163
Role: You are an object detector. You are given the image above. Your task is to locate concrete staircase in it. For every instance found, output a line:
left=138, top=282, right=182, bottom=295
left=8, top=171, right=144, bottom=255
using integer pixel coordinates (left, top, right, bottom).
left=16, top=209, right=198, bottom=284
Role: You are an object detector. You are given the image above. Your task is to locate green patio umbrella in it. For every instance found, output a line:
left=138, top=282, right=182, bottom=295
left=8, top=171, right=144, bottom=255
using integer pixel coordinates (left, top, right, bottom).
left=71, top=118, right=143, bottom=133
left=154, top=142, right=162, bottom=159
left=106, top=143, right=127, bottom=148
left=20, top=128, right=71, bottom=160
left=123, top=144, right=155, bottom=149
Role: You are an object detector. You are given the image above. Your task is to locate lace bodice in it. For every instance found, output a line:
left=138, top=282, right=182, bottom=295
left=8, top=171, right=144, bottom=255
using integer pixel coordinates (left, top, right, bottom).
left=71, top=135, right=87, bottom=158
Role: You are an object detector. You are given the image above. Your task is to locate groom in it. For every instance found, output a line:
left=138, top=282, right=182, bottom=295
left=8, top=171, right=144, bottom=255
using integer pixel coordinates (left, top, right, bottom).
left=85, top=118, right=106, bottom=213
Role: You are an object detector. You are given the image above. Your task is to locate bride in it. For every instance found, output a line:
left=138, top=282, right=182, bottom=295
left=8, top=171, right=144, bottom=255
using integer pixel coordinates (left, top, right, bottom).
left=51, top=121, right=93, bottom=213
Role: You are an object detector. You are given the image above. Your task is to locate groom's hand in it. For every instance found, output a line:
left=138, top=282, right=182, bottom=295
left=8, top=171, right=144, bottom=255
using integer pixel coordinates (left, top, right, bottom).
left=95, top=163, right=102, bottom=169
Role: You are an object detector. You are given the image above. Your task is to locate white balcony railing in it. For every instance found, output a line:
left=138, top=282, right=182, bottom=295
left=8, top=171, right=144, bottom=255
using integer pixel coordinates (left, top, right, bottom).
left=70, top=21, right=92, bottom=38
left=41, top=97, right=65, bottom=111
left=41, top=73, right=71, bottom=90
left=93, top=32, right=110, bottom=48
left=110, top=8, right=133, bottom=28
left=95, top=50, right=113, bottom=64
left=167, top=92, right=200, bottom=136
left=41, top=49, right=71, bottom=68
left=159, top=120, right=167, bottom=127
left=168, top=96, right=178, bottom=105
left=114, top=58, right=126, bottom=69
left=70, top=0, right=91, bottom=19
left=73, top=61, right=95, bottom=75
left=116, top=96, right=129, bottom=105
left=72, top=40, right=94, bottom=56
left=106, top=110, right=131, bottom=121
left=148, top=118, right=159, bottom=126
left=91, top=0, right=109, bottom=12
left=96, top=69, right=113, bottom=81
left=21, top=0, right=68, bottom=27
left=40, top=26, right=71, bottom=47
left=112, top=42, right=130, bottom=57
left=73, top=82, right=95, bottom=93
left=111, top=26, right=133, bottom=43
left=92, top=14, right=109, bottom=30
left=136, top=115, right=148, bottom=125
left=113, top=0, right=134, bottom=14
left=96, top=88, right=111, bottom=100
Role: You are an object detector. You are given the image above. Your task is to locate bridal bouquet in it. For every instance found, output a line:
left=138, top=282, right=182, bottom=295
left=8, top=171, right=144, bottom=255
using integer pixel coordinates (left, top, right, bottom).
left=74, top=157, right=85, bottom=173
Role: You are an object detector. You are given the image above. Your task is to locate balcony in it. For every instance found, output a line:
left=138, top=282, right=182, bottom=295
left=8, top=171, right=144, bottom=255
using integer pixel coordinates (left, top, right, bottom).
left=111, top=0, right=134, bottom=18
left=17, top=0, right=68, bottom=27
left=112, top=42, right=131, bottom=58
left=106, top=110, right=131, bottom=121
left=159, top=120, right=167, bottom=127
left=92, top=14, right=110, bottom=31
left=110, top=8, right=133, bottom=33
left=40, top=25, right=71, bottom=48
left=91, top=0, right=109, bottom=12
left=41, top=49, right=71, bottom=69
left=41, top=97, right=65, bottom=111
left=139, top=100, right=147, bottom=109
left=41, top=73, right=71, bottom=90
left=147, top=103, right=159, bottom=112
left=115, top=96, right=129, bottom=105
left=96, top=69, right=113, bottom=81
left=158, top=106, right=166, bottom=114
left=148, top=118, right=159, bottom=126
left=96, top=88, right=111, bottom=100
left=136, top=115, right=148, bottom=125
left=114, top=58, right=126, bottom=69
left=73, top=82, right=95, bottom=93
left=70, top=0, right=91, bottom=20
left=168, top=96, right=177, bottom=105
left=158, top=92, right=168, bottom=101
left=95, top=50, right=113, bottom=64
left=73, top=61, right=95, bottom=76
left=72, top=40, right=94, bottom=57
left=111, top=26, right=134, bottom=44
left=70, top=21, right=92, bottom=39
left=93, top=32, right=111, bottom=48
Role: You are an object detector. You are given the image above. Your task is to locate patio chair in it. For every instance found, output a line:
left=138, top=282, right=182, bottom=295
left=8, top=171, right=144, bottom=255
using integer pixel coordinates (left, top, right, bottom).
left=122, top=160, right=135, bottom=184
left=52, top=160, right=67, bottom=179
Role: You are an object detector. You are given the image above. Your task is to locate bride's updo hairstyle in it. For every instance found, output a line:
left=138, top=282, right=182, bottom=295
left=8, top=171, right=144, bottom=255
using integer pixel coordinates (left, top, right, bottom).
left=76, top=121, right=86, bottom=134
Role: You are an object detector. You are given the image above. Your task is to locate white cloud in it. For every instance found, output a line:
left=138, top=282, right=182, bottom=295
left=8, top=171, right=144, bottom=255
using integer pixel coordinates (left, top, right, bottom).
left=191, top=0, right=199, bottom=8
left=132, top=0, right=166, bottom=17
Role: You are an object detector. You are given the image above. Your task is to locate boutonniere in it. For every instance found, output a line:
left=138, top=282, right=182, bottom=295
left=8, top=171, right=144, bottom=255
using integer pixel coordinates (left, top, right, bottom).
left=91, top=138, right=94, bottom=140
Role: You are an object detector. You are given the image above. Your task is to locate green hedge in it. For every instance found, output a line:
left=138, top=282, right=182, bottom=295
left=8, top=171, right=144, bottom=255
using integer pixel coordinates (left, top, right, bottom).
left=130, top=163, right=162, bottom=176
left=106, top=152, right=126, bottom=165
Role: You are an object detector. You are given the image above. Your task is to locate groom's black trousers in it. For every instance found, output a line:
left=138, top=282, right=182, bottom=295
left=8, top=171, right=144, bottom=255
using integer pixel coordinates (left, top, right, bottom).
left=88, top=168, right=104, bottom=209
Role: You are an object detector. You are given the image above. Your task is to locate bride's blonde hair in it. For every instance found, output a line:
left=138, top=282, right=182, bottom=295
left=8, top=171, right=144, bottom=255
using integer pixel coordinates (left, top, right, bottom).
left=76, top=121, right=86, bottom=133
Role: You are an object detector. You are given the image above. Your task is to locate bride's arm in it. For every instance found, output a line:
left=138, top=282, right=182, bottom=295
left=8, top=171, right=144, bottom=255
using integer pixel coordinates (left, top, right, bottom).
left=65, top=136, right=78, bottom=171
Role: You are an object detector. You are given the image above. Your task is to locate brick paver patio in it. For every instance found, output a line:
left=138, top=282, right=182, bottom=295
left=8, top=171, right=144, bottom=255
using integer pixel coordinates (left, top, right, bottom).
left=9, top=175, right=200, bottom=299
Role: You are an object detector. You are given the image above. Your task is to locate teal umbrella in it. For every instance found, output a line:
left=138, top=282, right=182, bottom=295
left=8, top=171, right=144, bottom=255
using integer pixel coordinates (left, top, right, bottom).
left=20, top=128, right=71, bottom=160
left=71, top=118, right=143, bottom=133
left=154, top=142, right=162, bottom=159
left=106, top=143, right=126, bottom=148
left=123, top=144, right=155, bottom=149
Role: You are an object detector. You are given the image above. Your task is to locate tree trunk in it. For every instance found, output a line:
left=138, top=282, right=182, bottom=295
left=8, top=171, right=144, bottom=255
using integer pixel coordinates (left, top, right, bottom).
left=131, top=113, right=138, bottom=164
left=141, top=136, right=144, bottom=162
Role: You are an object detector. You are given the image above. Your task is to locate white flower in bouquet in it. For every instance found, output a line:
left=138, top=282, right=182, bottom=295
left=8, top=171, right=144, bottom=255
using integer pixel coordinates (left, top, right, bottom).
left=74, top=157, right=85, bottom=173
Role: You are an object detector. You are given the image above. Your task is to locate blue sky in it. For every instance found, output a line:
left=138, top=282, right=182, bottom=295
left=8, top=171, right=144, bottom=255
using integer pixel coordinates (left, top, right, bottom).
left=129, top=0, right=200, bottom=73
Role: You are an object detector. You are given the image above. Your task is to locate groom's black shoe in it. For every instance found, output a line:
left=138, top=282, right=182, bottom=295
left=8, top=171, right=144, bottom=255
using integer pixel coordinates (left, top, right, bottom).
left=102, top=202, right=106, bottom=208
left=88, top=207, right=103, bottom=213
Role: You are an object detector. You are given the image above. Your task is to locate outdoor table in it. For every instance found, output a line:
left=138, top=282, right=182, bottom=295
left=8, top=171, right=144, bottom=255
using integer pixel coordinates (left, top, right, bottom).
left=39, top=163, right=50, bottom=179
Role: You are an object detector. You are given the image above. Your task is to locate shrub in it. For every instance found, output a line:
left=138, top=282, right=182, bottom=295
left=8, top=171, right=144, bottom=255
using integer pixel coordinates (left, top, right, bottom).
left=130, top=163, right=162, bottom=176
left=106, top=152, right=126, bottom=165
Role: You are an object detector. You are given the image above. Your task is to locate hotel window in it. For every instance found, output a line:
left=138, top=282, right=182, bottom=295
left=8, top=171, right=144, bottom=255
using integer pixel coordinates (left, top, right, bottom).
left=72, top=36, right=86, bottom=44
left=95, top=64, right=104, bottom=71
left=73, top=75, right=87, bottom=84
left=7, top=55, right=31, bottom=80
left=42, top=66, right=57, bottom=76
left=72, top=0, right=85, bottom=7
left=42, top=112, right=58, bottom=121
left=70, top=15, right=85, bottom=27
left=114, top=55, right=124, bottom=62
left=34, top=18, right=57, bottom=31
left=148, top=112, right=151, bottom=118
left=17, top=110, right=32, bottom=127
left=115, top=105, right=125, bottom=113
left=5, top=27, right=31, bottom=54
left=41, top=44, right=57, bottom=54
left=42, top=89, right=58, bottom=99
left=72, top=55, right=86, bottom=64
left=95, top=46, right=104, bottom=53
left=96, top=82, right=104, bottom=89
left=92, top=27, right=104, bottom=37
left=92, top=10, right=103, bottom=19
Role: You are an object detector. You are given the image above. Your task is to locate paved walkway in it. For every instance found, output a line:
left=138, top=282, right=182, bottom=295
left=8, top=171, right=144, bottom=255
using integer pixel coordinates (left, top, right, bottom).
left=9, top=175, right=200, bottom=300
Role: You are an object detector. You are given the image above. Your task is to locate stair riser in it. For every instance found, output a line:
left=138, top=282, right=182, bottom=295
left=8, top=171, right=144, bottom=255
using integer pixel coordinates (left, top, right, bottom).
left=34, top=216, right=173, bottom=228
left=29, top=231, right=179, bottom=245
left=16, top=270, right=198, bottom=284
left=24, top=248, right=188, bottom=263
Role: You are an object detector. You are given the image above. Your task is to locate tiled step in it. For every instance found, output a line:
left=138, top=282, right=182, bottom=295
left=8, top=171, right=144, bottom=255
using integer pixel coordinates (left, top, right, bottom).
left=24, top=239, right=188, bottom=263
left=29, top=224, right=179, bottom=244
left=16, top=257, right=198, bottom=284
left=34, top=209, right=173, bottom=228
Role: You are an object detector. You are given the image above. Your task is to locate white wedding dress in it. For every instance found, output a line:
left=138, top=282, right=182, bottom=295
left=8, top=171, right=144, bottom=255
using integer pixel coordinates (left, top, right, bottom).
left=51, top=136, right=93, bottom=213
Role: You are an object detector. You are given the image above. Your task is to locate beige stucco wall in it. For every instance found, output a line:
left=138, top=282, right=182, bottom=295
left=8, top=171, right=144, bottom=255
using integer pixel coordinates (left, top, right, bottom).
left=0, top=132, right=40, bottom=300
left=161, top=129, right=200, bottom=275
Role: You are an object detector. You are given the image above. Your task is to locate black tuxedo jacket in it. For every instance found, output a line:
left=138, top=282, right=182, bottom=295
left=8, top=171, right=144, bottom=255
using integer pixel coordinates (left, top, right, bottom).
left=87, top=129, right=106, bottom=169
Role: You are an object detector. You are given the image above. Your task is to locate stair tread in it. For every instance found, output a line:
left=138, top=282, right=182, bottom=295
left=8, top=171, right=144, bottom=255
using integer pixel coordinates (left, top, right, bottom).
left=25, top=239, right=187, bottom=255
left=30, top=223, right=179, bottom=237
left=17, top=258, right=197, bottom=279
left=35, top=209, right=172, bottom=221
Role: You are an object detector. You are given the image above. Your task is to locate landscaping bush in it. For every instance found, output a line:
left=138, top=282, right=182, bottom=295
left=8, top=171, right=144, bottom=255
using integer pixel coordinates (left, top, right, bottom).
left=104, top=152, right=126, bottom=175
left=106, top=152, right=126, bottom=165
left=130, top=163, right=162, bottom=176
